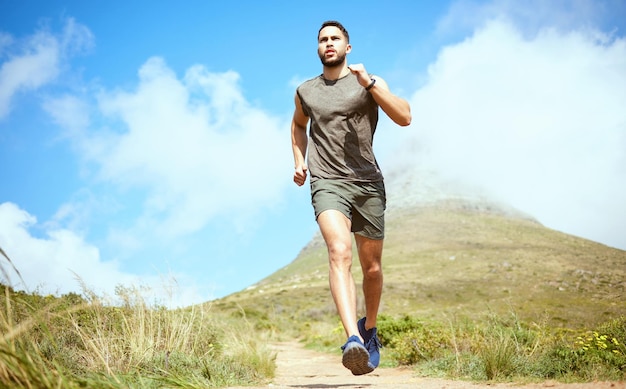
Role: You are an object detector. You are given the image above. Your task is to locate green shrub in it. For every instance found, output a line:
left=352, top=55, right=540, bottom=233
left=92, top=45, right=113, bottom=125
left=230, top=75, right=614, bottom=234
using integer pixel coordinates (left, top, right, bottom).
left=478, top=326, right=521, bottom=380
left=378, top=314, right=450, bottom=364
left=375, top=312, right=625, bottom=382
left=570, top=316, right=626, bottom=380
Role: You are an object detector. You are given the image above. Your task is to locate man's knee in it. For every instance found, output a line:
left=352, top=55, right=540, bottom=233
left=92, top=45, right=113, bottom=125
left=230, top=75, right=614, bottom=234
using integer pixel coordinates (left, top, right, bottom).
left=326, top=240, right=352, bottom=262
left=362, top=262, right=382, bottom=280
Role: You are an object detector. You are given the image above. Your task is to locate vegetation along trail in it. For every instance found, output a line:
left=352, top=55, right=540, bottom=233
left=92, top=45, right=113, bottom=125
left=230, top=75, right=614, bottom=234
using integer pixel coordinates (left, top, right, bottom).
left=227, top=341, right=625, bottom=389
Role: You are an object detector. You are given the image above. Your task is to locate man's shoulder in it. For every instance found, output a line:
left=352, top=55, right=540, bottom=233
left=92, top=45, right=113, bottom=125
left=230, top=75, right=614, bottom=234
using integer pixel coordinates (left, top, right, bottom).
left=297, top=75, right=323, bottom=91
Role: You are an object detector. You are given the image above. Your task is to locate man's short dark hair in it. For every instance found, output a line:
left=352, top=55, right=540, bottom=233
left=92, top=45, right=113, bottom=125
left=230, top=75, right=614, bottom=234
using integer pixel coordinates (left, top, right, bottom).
left=318, top=20, right=349, bottom=43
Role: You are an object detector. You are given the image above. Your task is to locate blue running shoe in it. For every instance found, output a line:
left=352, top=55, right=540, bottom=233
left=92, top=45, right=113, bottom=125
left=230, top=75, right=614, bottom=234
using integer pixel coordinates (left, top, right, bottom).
left=358, top=317, right=382, bottom=369
left=341, top=335, right=374, bottom=375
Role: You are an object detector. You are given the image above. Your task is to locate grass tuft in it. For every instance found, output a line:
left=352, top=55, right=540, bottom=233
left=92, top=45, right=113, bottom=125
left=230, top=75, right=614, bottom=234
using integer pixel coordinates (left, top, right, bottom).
left=0, top=280, right=275, bottom=388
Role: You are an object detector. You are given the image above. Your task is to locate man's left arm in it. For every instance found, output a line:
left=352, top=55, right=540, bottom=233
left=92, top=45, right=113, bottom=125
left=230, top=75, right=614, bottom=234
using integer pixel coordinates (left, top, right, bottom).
left=348, top=64, right=412, bottom=127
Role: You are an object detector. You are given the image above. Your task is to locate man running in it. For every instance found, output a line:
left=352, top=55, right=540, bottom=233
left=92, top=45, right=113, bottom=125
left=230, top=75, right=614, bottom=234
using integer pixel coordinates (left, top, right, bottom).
left=291, top=20, right=412, bottom=375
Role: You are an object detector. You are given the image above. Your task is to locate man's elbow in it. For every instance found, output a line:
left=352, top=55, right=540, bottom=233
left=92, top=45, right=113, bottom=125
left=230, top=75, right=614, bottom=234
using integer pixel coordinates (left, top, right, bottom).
left=396, top=103, right=412, bottom=126
left=397, top=112, right=412, bottom=127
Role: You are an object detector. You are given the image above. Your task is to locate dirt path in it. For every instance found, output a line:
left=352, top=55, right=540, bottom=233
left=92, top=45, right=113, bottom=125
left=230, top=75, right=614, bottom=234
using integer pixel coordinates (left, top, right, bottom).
left=227, top=341, right=625, bottom=389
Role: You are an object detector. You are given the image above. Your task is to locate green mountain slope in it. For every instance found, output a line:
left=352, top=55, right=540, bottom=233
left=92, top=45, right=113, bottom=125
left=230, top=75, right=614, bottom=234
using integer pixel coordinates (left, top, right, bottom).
left=215, top=199, right=625, bottom=330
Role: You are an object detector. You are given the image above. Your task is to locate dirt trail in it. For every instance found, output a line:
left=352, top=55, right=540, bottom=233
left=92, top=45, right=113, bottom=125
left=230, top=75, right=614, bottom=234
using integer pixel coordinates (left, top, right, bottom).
left=227, top=341, right=625, bottom=389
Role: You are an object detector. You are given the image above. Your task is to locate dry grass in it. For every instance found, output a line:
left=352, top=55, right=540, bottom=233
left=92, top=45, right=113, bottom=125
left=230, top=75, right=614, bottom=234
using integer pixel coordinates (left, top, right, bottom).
left=0, top=283, right=276, bottom=388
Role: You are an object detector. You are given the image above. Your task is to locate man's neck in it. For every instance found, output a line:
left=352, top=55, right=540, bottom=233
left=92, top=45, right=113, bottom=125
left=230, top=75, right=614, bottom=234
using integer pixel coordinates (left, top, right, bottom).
left=322, top=63, right=350, bottom=80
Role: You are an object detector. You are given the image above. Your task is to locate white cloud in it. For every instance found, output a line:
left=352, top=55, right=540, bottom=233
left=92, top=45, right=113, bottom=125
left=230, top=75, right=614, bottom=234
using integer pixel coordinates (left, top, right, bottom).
left=44, top=93, right=91, bottom=136
left=396, top=18, right=626, bottom=250
left=50, top=57, right=292, bottom=243
left=60, top=17, right=94, bottom=56
left=0, top=202, right=208, bottom=307
left=0, top=18, right=93, bottom=119
left=0, top=32, right=59, bottom=118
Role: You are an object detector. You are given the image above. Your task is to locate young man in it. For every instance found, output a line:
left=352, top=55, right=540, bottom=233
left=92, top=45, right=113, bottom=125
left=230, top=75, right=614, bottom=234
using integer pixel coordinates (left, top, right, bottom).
left=291, top=20, right=411, bottom=375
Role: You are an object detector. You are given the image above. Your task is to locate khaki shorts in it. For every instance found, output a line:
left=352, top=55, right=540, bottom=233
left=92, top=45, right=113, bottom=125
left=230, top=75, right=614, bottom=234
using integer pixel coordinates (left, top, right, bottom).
left=310, top=179, right=386, bottom=240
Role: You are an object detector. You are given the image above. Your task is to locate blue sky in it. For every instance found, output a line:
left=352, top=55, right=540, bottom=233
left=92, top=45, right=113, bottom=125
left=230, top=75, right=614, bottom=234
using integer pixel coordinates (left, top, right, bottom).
left=1, top=0, right=625, bottom=306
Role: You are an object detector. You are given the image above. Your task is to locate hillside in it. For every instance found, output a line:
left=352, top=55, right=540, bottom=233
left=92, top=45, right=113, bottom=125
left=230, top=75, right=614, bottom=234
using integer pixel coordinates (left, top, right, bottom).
left=215, top=172, right=626, bottom=330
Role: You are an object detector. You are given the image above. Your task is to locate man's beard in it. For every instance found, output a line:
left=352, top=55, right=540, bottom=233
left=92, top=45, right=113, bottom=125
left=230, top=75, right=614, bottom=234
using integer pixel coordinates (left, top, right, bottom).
left=319, top=52, right=346, bottom=68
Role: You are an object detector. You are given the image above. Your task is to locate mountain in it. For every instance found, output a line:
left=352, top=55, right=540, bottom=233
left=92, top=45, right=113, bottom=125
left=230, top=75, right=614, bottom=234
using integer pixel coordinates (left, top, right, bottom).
left=215, top=170, right=626, bottom=329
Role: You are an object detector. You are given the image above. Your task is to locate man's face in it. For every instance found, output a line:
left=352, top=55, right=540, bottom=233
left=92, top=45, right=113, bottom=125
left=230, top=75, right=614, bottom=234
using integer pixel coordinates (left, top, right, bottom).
left=317, top=26, right=351, bottom=68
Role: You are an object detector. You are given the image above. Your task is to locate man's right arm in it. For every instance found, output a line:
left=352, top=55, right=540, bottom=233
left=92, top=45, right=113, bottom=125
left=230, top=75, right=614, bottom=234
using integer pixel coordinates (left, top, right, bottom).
left=291, top=93, right=309, bottom=186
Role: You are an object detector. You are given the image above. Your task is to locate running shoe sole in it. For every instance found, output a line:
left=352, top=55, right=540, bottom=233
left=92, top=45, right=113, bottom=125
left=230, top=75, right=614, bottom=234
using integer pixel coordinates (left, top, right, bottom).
left=342, top=341, right=374, bottom=375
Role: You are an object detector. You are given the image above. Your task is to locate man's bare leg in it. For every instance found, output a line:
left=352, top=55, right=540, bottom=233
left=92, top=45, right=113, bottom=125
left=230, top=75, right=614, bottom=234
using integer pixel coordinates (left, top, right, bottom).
left=317, top=209, right=361, bottom=341
left=355, top=234, right=383, bottom=330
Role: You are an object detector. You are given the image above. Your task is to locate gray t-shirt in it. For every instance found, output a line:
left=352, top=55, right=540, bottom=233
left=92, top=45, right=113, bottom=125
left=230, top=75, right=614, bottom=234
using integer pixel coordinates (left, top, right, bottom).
left=297, top=73, right=381, bottom=183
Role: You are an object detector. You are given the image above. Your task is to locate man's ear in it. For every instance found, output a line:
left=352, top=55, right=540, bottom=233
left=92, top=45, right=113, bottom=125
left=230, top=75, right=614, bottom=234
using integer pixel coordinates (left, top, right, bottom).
left=346, top=44, right=352, bottom=54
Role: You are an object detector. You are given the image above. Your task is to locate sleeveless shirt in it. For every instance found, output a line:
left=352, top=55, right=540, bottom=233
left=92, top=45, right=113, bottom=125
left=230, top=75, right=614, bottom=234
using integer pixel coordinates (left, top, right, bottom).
left=297, top=73, right=381, bottom=183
